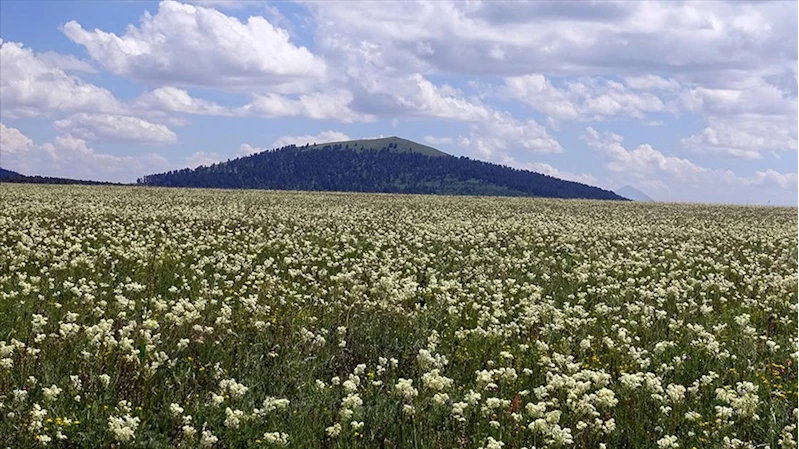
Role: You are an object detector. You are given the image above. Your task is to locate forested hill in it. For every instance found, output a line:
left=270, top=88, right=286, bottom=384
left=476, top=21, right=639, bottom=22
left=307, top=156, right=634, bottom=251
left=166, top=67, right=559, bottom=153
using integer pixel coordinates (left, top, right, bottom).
left=0, top=168, right=117, bottom=185
left=138, top=137, right=626, bottom=200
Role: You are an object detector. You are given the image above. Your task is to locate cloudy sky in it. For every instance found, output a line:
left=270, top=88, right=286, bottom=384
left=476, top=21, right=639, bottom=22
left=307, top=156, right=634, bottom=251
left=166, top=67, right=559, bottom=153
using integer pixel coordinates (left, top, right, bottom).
left=0, top=0, right=796, bottom=204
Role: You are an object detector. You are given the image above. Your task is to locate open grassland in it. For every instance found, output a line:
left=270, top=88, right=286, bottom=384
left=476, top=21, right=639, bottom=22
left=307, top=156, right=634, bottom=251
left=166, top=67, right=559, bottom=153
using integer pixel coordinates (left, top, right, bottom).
left=0, top=184, right=796, bottom=449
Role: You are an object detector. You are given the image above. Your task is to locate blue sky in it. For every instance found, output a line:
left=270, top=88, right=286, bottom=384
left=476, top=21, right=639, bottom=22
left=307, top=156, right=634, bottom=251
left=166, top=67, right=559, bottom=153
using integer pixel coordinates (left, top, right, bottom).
left=0, top=0, right=796, bottom=205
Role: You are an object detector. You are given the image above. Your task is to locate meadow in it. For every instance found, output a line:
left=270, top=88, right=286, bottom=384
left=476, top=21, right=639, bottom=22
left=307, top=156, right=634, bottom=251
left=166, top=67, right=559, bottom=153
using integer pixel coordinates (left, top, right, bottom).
left=0, top=184, right=796, bottom=448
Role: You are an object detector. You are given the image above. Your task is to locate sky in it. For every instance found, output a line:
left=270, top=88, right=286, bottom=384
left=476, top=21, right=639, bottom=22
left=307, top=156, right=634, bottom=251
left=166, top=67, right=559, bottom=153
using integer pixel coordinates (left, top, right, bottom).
left=0, top=0, right=797, bottom=205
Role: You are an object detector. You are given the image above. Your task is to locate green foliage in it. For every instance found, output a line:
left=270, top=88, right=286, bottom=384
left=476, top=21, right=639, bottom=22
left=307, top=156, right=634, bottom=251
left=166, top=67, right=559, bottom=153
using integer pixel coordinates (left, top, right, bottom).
left=137, top=137, right=624, bottom=200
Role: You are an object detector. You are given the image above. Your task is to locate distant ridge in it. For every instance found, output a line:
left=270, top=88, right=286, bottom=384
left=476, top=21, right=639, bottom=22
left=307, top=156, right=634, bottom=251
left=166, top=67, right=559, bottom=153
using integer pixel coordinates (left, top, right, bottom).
left=0, top=168, right=25, bottom=180
left=0, top=167, right=118, bottom=185
left=615, top=185, right=655, bottom=202
left=139, top=136, right=626, bottom=200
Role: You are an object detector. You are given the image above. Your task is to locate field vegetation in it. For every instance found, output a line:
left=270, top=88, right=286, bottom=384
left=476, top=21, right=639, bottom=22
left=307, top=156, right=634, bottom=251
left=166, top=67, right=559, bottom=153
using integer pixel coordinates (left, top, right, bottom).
left=0, top=185, right=796, bottom=448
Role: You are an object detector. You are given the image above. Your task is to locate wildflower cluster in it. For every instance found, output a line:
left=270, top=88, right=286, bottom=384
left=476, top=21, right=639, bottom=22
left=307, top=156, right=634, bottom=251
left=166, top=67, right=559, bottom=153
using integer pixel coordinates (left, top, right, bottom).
left=0, top=185, right=795, bottom=448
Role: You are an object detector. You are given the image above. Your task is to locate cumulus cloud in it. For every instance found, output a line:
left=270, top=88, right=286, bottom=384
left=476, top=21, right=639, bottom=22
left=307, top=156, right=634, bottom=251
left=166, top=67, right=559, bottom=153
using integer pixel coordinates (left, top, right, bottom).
left=308, top=0, right=795, bottom=163
left=63, top=0, right=326, bottom=92
left=36, top=51, right=97, bottom=73
left=351, top=73, right=492, bottom=122
left=500, top=75, right=580, bottom=121
left=681, top=119, right=797, bottom=160
left=461, top=112, right=562, bottom=159
left=0, top=122, right=35, bottom=154
left=185, top=151, right=225, bottom=168
left=0, top=40, right=234, bottom=126
left=0, top=122, right=169, bottom=182
left=502, top=71, right=796, bottom=159
left=308, top=1, right=796, bottom=78
left=677, top=76, right=797, bottom=158
left=0, top=40, right=121, bottom=118
left=240, top=91, right=369, bottom=122
left=750, top=169, right=799, bottom=190
left=134, top=87, right=230, bottom=116
left=583, top=127, right=797, bottom=203
left=584, top=127, right=705, bottom=180
left=53, top=113, right=178, bottom=144
left=238, top=144, right=264, bottom=156
left=624, top=75, right=681, bottom=91
left=678, top=77, right=796, bottom=118
left=501, top=74, right=667, bottom=122
left=271, top=131, right=351, bottom=148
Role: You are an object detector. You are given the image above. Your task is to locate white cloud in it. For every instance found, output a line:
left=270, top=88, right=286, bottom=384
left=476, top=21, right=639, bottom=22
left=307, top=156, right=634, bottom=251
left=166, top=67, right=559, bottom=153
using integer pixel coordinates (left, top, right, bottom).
left=241, top=91, right=369, bottom=122
left=750, top=169, right=799, bottom=190
left=500, top=75, right=580, bottom=121
left=584, top=126, right=707, bottom=180
left=624, top=75, right=680, bottom=91
left=423, top=136, right=454, bottom=146
left=262, top=5, right=298, bottom=38
left=0, top=122, right=35, bottom=154
left=134, top=87, right=230, bottom=116
left=0, top=40, right=121, bottom=118
left=271, top=130, right=351, bottom=148
left=0, top=122, right=169, bottom=182
left=501, top=71, right=796, bottom=159
left=53, top=113, right=178, bottom=144
left=501, top=74, right=667, bottom=122
left=37, top=51, right=97, bottom=73
left=583, top=126, right=798, bottom=203
left=679, top=78, right=796, bottom=118
left=63, top=0, right=326, bottom=92
left=239, top=144, right=264, bottom=156
left=185, top=151, right=225, bottom=168
left=405, top=75, right=492, bottom=121
left=462, top=112, right=562, bottom=159
left=0, top=40, right=230, bottom=127
left=308, top=1, right=795, bottom=78
left=677, top=76, right=797, bottom=158
left=308, top=0, right=795, bottom=164
left=681, top=121, right=790, bottom=160
left=515, top=160, right=599, bottom=186
left=351, top=73, right=493, bottom=122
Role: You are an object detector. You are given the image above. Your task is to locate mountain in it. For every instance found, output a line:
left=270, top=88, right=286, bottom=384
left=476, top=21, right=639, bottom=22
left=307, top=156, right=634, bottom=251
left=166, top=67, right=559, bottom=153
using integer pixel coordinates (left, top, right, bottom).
left=138, top=136, right=625, bottom=200
left=0, top=167, right=117, bottom=185
left=615, top=185, right=655, bottom=202
left=0, top=168, right=26, bottom=181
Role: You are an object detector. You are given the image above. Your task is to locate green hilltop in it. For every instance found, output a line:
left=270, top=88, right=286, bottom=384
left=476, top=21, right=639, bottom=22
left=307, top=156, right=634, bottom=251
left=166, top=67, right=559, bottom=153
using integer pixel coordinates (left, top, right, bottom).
left=295, top=136, right=450, bottom=158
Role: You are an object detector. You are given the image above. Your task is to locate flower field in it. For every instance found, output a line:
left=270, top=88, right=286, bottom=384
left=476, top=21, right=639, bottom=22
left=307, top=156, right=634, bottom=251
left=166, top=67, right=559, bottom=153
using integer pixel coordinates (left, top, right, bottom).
left=0, top=184, right=796, bottom=448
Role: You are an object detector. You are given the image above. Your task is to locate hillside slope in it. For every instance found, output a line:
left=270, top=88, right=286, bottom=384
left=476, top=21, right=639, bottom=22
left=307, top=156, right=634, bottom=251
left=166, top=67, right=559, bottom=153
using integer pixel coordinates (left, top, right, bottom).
left=138, top=137, right=625, bottom=200
left=0, top=168, right=26, bottom=181
left=0, top=167, right=117, bottom=185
